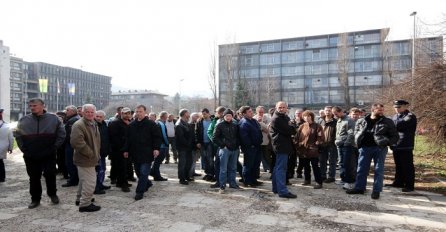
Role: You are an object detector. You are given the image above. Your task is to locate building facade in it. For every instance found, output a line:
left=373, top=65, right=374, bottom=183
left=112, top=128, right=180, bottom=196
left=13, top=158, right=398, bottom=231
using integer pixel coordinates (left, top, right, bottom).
left=218, top=28, right=443, bottom=109
left=0, top=41, right=11, bottom=122
left=8, top=59, right=112, bottom=120
left=110, top=90, right=168, bottom=113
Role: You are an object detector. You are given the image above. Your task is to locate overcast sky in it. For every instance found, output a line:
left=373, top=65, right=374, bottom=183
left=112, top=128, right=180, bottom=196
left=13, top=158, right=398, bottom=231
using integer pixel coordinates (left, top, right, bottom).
left=1, top=0, right=444, bottom=97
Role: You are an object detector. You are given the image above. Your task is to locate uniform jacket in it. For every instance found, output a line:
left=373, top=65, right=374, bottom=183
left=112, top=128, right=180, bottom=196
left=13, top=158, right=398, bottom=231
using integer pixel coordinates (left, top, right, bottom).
left=70, top=118, right=101, bottom=167
left=123, top=117, right=162, bottom=164
left=391, top=110, right=417, bottom=150
left=269, top=112, right=295, bottom=154
left=355, top=114, right=399, bottom=148
left=14, top=111, right=66, bottom=159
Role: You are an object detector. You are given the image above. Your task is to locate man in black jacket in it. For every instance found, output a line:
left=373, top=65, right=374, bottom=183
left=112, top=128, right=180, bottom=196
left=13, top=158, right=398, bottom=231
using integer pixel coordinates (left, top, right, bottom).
left=269, top=101, right=297, bottom=199
left=108, top=107, right=132, bottom=192
left=123, top=105, right=161, bottom=200
left=388, top=100, right=417, bottom=192
left=175, top=109, right=195, bottom=185
left=62, top=105, right=80, bottom=187
left=347, top=103, right=399, bottom=199
left=14, top=98, right=66, bottom=209
left=94, top=110, right=111, bottom=194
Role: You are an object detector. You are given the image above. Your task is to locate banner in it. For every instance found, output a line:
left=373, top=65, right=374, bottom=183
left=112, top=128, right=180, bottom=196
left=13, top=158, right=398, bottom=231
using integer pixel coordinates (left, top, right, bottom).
left=39, top=79, right=48, bottom=93
left=68, top=83, right=75, bottom=96
left=57, top=79, right=61, bottom=94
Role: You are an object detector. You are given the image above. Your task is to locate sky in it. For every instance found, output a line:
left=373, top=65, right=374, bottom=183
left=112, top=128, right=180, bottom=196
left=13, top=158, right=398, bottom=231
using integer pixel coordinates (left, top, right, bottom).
left=1, top=0, right=445, bottom=98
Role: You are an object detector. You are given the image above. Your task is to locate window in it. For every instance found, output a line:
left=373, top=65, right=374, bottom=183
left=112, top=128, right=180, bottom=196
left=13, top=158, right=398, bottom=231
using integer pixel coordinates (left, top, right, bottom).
left=260, top=42, right=281, bottom=52
left=260, top=53, right=280, bottom=65
left=305, top=38, right=328, bottom=48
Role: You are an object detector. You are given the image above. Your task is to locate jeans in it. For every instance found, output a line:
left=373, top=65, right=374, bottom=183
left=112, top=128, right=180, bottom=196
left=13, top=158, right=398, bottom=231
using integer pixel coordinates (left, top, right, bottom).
left=178, top=150, right=192, bottom=181
left=218, top=148, right=238, bottom=188
left=200, top=142, right=214, bottom=176
left=302, top=157, right=323, bottom=184
left=134, top=162, right=152, bottom=195
left=214, top=146, right=220, bottom=183
left=393, top=149, right=415, bottom=189
left=272, top=153, right=290, bottom=195
left=338, top=146, right=355, bottom=183
left=151, top=147, right=167, bottom=179
left=354, top=146, right=388, bottom=192
left=65, top=144, right=79, bottom=184
left=24, top=156, right=57, bottom=202
left=95, top=156, right=106, bottom=191
left=319, top=145, right=338, bottom=179
left=242, top=146, right=259, bottom=185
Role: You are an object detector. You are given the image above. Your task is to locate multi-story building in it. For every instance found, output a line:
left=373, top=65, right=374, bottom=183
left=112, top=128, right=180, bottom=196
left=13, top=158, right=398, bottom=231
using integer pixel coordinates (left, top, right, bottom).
left=0, top=41, right=11, bottom=122
left=9, top=59, right=112, bottom=120
left=110, top=90, right=168, bottom=113
left=218, top=28, right=443, bottom=110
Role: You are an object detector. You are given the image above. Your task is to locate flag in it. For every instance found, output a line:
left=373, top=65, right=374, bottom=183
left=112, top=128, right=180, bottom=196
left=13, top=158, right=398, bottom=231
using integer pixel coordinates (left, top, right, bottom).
left=68, top=83, right=75, bottom=96
left=57, top=79, right=61, bottom=94
left=39, top=79, right=48, bottom=93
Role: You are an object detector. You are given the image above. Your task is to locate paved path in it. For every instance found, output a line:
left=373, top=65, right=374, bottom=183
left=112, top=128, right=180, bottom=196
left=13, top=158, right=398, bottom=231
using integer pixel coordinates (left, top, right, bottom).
left=1, top=150, right=445, bottom=232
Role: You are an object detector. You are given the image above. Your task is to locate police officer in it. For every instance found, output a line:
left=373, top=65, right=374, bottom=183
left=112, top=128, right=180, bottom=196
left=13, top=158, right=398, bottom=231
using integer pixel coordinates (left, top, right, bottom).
left=388, top=100, right=417, bottom=192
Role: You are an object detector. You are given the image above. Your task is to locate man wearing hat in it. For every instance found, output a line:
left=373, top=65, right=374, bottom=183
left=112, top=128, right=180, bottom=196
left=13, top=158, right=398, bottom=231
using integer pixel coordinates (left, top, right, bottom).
left=388, top=100, right=417, bottom=192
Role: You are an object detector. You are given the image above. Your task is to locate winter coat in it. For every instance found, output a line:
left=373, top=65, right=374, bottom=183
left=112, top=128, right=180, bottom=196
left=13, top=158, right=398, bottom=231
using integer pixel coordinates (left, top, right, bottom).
left=213, top=120, right=239, bottom=151
left=317, top=117, right=337, bottom=147
left=0, top=121, right=13, bottom=159
left=71, top=118, right=101, bottom=167
left=391, top=110, right=417, bottom=150
left=269, top=111, right=295, bottom=155
left=175, top=119, right=195, bottom=151
left=108, top=118, right=129, bottom=155
left=96, top=120, right=110, bottom=158
left=239, top=117, right=263, bottom=149
left=123, top=117, right=162, bottom=164
left=355, top=114, right=399, bottom=148
left=335, top=115, right=355, bottom=147
left=295, top=122, right=325, bottom=158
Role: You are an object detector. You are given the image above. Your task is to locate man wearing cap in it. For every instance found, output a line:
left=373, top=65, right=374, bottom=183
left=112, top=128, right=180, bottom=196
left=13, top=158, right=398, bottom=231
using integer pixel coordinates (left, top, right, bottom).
left=14, top=98, right=66, bottom=209
left=388, top=100, right=417, bottom=192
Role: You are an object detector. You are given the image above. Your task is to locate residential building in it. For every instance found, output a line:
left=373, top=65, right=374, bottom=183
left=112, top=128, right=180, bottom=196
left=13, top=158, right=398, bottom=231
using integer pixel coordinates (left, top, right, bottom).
left=0, top=41, right=10, bottom=122
left=218, top=28, right=443, bottom=109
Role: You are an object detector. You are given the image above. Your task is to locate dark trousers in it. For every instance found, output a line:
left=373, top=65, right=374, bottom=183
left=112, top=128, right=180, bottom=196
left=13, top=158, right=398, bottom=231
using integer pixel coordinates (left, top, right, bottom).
left=127, top=158, right=135, bottom=179
left=56, top=146, right=67, bottom=177
left=115, top=152, right=129, bottom=187
left=242, top=146, right=259, bottom=185
left=151, top=147, right=167, bottom=179
left=65, top=145, right=79, bottom=184
left=302, top=157, right=322, bottom=184
left=260, top=145, right=272, bottom=172
left=0, top=159, right=5, bottom=181
left=287, top=151, right=297, bottom=179
left=338, top=146, right=356, bottom=183
left=213, top=145, right=220, bottom=183
left=109, top=153, right=117, bottom=180
left=393, top=149, right=415, bottom=189
left=166, top=137, right=178, bottom=162
left=296, top=157, right=304, bottom=176
left=178, top=150, right=192, bottom=181
left=24, top=156, right=57, bottom=202
left=95, top=156, right=106, bottom=191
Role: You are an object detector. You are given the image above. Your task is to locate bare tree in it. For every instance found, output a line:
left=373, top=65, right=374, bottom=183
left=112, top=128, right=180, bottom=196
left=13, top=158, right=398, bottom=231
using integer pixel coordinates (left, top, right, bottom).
left=259, top=75, right=280, bottom=108
left=337, top=32, right=352, bottom=109
left=208, top=41, right=218, bottom=110
left=219, top=41, right=240, bottom=108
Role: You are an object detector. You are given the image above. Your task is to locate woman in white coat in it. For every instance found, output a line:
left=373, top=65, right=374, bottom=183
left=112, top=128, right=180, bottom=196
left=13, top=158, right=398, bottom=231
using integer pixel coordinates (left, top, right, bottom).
left=0, top=109, right=14, bottom=182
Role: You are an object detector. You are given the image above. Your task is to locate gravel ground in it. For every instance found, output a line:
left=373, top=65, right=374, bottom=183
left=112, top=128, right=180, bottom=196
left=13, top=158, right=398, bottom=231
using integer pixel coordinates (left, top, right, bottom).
left=1, top=150, right=445, bottom=232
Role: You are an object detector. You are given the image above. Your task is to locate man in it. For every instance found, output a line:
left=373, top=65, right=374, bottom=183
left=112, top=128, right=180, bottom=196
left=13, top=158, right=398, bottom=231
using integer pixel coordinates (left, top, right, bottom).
left=175, top=109, right=195, bottom=185
left=150, top=112, right=168, bottom=181
left=71, top=104, right=101, bottom=212
left=0, top=108, right=13, bottom=183
left=291, top=108, right=305, bottom=180
left=195, top=108, right=213, bottom=181
left=254, top=106, right=271, bottom=174
left=349, top=108, right=361, bottom=121
left=76, top=106, right=83, bottom=117
left=239, top=106, right=263, bottom=187
left=347, top=103, right=399, bottom=199
left=123, top=105, right=162, bottom=200
left=108, top=107, right=132, bottom=192
left=165, top=114, right=178, bottom=164
left=317, top=106, right=338, bottom=184
left=332, top=106, right=355, bottom=190
left=189, top=112, right=201, bottom=178
left=14, top=98, right=66, bottom=209
left=269, top=101, right=297, bottom=198
left=62, top=105, right=80, bottom=187
left=94, top=110, right=111, bottom=194
left=388, top=100, right=417, bottom=192
left=213, top=109, right=241, bottom=193
left=207, top=106, right=226, bottom=188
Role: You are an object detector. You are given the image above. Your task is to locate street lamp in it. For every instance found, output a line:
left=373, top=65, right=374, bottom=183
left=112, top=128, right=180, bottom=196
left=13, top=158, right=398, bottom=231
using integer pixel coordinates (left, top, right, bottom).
left=178, top=78, right=184, bottom=111
left=410, top=11, right=417, bottom=107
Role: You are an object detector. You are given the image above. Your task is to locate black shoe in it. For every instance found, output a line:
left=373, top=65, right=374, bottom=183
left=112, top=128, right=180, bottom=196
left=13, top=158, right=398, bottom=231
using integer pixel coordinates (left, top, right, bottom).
left=101, top=185, right=111, bottom=190
left=62, top=182, right=78, bottom=187
left=302, top=180, right=311, bottom=186
left=238, top=178, right=244, bottom=183
left=79, top=203, right=101, bottom=212
left=203, top=175, right=212, bottom=181
left=324, top=178, right=335, bottom=183
left=94, top=189, right=106, bottom=195
left=127, top=177, right=137, bottom=182
left=279, top=192, right=297, bottom=199
left=371, top=192, right=380, bottom=199
left=286, top=181, right=292, bottom=186
left=229, top=185, right=242, bottom=189
left=50, top=195, right=60, bottom=204
left=187, top=178, right=195, bottom=182
left=0, top=179, right=5, bottom=182
left=210, top=183, right=220, bottom=188
left=154, top=177, right=168, bottom=181
left=164, top=160, right=170, bottom=164
left=385, top=183, right=403, bottom=188
left=28, top=201, right=40, bottom=209
left=296, top=174, right=303, bottom=178
left=135, top=194, right=143, bottom=201
left=145, top=182, right=153, bottom=192
left=121, top=187, right=131, bottom=192
left=116, top=183, right=132, bottom=188
left=346, top=189, right=365, bottom=194
left=402, top=188, right=414, bottom=192
left=193, top=173, right=202, bottom=177
left=110, top=179, right=117, bottom=185
left=75, top=198, right=94, bottom=206
left=253, top=180, right=263, bottom=186
left=179, top=180, right=189, bottom=185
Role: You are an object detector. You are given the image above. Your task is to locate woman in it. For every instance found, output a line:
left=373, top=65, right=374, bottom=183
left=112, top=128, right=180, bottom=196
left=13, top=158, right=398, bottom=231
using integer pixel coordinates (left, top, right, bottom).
left=295, top=110, right=325, bottom=189
left=0, top=109, right=14, bottom=182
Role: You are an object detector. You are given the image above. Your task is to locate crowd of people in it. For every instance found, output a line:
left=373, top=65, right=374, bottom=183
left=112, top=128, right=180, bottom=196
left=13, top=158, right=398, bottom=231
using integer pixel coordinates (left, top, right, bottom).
left=0, top=97, right=417, bottom=213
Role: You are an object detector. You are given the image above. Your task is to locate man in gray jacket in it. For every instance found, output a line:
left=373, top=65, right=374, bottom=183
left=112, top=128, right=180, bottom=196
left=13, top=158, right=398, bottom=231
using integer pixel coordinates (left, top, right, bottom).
left=14, top=98, right=66, bottom=209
